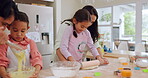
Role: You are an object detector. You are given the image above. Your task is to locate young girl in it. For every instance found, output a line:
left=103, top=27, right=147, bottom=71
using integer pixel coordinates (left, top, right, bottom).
left=0, top=12, right=42, bottom=78
left=55, top=5, right=108, bottom=64
left=59, top=9, right=104, bottom=63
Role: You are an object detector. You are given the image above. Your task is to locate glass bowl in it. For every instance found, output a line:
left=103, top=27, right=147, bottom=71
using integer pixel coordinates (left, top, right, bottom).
left=7, top=66, right=35, bottom=78
left=49, top=61, right=81, bottom=77
left=135, top=58, right=148, bottom=67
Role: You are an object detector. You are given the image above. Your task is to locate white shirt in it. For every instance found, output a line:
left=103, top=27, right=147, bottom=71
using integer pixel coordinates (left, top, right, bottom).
left=55, top=21, right=72, bottom=50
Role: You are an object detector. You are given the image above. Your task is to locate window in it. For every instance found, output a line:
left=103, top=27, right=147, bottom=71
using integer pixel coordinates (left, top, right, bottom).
left=142, top=3, right=148, bottom=43
left=97, top=7, right=112, bottom=25
left=98, top=26, right=112, bottom=42
left=97, top=7, right=112, bottom=48
left=95, top=1, right=148, bottom=50
left=113, top=4, right=136, bottom=41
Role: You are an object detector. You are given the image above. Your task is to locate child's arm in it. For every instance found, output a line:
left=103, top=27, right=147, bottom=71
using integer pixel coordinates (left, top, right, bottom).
left=96, top=47, right=109, bottom=64
left=0, top=66, right=10, bottom=78
left=56, top=48, right=75, bottom=61
left=30, top=40, right=43, bottom=67
left=60, top=26, right=74, bottom=61
left=56, top=48, right=68, bottom=61
left=85, top=30, right=100, bottom=57
left=85, top=31, right=108, bottom=64
left=97, top=47, right=103, bottom=57
left=29, top=40, right=42, bottom=78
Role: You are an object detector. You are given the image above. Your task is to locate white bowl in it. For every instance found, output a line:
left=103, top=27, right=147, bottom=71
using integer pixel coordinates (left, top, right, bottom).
left=50, top=61, right=81, bottom=77
left=135, top=58, right=148, bottom=67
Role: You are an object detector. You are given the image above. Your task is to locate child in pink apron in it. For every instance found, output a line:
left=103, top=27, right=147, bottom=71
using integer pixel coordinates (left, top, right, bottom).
left=0, top=12, right=42, bottom=78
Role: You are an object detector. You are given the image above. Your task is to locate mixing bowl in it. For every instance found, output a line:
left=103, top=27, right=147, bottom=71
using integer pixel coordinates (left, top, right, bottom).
left=135, top=52, right=148, bottom=67
left=7, top=66, right=35, bottom=78
left=50, top=61, right=81, bottom=77
left=135, top=58, right=148, bottom=67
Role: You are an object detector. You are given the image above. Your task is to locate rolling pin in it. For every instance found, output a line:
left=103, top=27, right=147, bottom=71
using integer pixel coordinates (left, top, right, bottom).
left=80, top=60, right=100, bottom=70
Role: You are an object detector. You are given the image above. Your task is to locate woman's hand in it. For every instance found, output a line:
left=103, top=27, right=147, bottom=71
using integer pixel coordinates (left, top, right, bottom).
left=0, top=66, right=10, bottom=78
left=2, top=73, right=11, bottom=78
left=96, top=56, right=109, bottom=65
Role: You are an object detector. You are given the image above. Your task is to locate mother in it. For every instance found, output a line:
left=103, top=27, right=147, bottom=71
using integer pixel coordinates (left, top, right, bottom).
left=0, top=0, right=19, bottom=44
left=0, top=0, right=18, bottom=77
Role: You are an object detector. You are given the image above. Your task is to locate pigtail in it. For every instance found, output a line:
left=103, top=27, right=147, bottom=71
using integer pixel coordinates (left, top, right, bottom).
left=61, top=19, right=77, bottom=38
left=61, top=19, right=72, bottom=26
left=73, top=25, right=77, bottom=38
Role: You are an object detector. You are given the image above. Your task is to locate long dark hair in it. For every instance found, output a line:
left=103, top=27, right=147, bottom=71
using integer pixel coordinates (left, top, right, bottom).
left=61, top=9, right=91, bottom=38
left=0, top=0, right=19, bottom=19
left=82, top=5, right=99, bottom=43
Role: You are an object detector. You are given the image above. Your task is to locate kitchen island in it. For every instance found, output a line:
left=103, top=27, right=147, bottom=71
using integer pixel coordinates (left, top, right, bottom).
left=39, top=57, right=148, bottom=78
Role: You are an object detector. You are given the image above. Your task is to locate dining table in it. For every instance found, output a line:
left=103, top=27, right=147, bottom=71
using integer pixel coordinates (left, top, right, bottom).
left=38, top=50, right=148, bottom=78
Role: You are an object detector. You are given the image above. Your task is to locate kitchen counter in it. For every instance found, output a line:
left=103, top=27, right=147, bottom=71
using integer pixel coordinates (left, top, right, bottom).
left=86, top=50, right=135, bottom=59
left=39, top=57, right=148, bottom=78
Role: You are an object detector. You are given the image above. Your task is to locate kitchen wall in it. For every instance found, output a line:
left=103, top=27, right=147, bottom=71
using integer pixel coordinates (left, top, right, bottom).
left=14, top=0, right=144, bottom=44
left=61, top=0, right=81, bottom=22
left=14, top=0, right=139, bottom=37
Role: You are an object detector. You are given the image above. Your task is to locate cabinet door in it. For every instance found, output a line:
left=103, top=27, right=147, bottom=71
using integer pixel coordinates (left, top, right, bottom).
left=42, top=55, right=53, bottom=69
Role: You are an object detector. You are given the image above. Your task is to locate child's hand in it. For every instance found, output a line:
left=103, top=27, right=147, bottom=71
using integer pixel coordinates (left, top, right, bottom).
left=29, top=65, right=41, bottom=78
left=29, top=70, right=40, bottom=78
left=101, top=58, right=109, bottom=65
left=96, top=56, right=109, bottom=65
left=67, top=56, right=75, bottom=61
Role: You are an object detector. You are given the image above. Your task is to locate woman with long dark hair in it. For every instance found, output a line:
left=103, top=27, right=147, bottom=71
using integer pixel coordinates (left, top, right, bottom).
left=0, top=0, right=19, bottom=44
left=82, top=5, right=106, bottom=59
left=0, top=0, right=18, bottom=77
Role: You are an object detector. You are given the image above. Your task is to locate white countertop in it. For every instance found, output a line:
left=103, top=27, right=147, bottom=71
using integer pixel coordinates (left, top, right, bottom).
left=39, top=57, right=148, bottom=78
